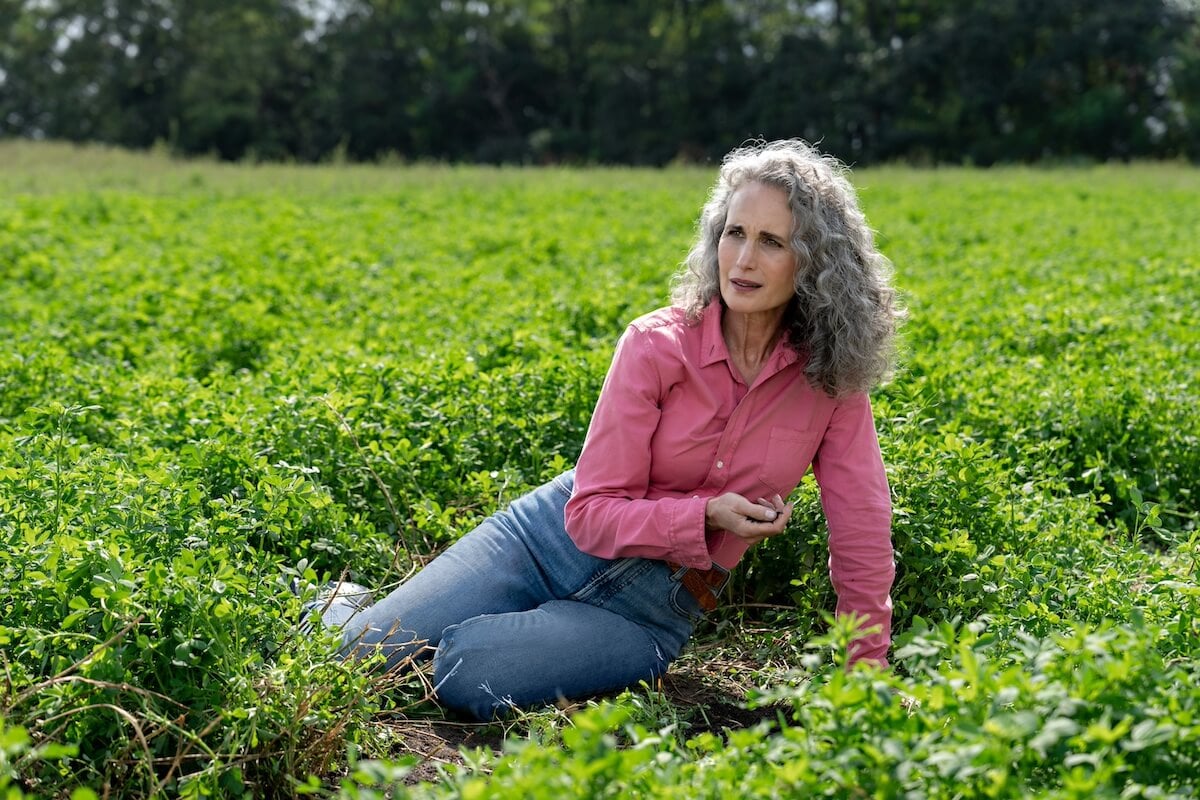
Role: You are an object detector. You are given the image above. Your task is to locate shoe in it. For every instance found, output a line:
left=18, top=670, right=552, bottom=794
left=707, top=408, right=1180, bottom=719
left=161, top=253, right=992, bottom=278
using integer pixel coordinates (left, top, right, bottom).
left=297, top=579, right=375, bottom=633
left=318, top=580, right=374, bottom=611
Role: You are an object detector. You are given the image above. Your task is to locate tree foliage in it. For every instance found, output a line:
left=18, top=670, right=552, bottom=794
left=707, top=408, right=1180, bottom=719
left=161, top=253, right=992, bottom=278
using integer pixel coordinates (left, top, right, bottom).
left=1, top=0, right=1197, bottom=163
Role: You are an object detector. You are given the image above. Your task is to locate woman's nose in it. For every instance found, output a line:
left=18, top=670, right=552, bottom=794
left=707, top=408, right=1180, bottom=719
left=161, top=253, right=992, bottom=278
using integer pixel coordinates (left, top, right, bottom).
left=735, top=241, right=755, bottom=269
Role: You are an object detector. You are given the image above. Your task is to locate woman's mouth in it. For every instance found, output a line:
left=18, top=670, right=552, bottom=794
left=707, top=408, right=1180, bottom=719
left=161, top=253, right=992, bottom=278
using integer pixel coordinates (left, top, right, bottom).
left=730, top=278, right=762, bottom=290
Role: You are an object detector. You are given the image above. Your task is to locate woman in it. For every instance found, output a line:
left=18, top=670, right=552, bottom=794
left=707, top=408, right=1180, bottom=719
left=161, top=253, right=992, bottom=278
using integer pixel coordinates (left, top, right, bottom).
left=313, top=139, right=901, bottom=720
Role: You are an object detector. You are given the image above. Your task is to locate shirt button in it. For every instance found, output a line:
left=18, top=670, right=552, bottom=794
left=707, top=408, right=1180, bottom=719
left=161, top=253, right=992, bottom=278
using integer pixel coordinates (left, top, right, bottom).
left=716, top=460, right=724, bottom=469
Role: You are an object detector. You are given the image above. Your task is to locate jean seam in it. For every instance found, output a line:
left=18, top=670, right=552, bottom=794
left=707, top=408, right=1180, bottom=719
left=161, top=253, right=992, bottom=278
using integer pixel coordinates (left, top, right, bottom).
left=550, top=474, right=573, bottom=499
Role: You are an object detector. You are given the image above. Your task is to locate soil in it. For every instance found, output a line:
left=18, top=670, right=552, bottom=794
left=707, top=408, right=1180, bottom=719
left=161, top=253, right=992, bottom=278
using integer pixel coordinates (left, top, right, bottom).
left=367, top=658, right=790, bottom=786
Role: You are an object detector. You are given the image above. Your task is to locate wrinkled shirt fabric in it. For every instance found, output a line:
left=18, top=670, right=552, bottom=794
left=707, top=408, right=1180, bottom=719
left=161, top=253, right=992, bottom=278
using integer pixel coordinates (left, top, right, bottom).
left=564, top=302, right=895, bottom=666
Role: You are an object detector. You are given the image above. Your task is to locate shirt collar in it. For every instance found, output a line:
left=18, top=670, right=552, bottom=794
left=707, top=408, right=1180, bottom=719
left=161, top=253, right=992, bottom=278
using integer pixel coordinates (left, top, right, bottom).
left=698, top=299, right=801, bottom=376
left=699, top=299, right=728, bottom=367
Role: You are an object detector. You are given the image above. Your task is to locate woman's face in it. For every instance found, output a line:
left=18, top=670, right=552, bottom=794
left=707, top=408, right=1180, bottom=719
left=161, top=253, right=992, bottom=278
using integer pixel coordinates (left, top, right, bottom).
left=717, top=182, right=798, bottom=323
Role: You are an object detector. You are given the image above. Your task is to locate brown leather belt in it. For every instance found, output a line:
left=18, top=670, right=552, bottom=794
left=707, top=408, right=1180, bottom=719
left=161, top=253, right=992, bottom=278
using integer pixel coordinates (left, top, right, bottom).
left=665, top=561, right=731, bottom=612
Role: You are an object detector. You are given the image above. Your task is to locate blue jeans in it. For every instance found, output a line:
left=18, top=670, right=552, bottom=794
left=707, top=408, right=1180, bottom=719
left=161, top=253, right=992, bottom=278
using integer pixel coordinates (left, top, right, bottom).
left=322, top=470, right=705, bottom=719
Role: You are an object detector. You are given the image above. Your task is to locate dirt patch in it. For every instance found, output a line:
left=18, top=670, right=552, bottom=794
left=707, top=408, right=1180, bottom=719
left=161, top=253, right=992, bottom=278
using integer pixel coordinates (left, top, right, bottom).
left=361, top=654, right=790, bottom=786
left=381, top=719, right=506, bottom=785
left=659, top=669, right=786, bottom=734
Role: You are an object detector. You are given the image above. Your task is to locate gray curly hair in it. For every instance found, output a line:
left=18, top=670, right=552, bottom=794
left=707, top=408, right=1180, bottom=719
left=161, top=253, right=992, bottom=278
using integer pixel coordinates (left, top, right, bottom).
left=671, top=139, right=903, bottom=398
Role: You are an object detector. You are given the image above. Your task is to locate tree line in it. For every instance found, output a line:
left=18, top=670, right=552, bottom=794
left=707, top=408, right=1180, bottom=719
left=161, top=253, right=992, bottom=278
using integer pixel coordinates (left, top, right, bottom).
left=2, top=0, right=1198, bottom=165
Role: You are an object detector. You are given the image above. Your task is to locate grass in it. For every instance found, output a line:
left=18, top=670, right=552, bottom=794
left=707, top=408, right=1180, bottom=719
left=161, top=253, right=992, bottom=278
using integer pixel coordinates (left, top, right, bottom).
left=0, top=141, right=1197, bottom=798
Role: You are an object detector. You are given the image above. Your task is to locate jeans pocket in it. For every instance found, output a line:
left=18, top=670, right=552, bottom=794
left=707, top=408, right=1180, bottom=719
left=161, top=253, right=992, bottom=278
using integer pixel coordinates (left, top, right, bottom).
left=668, top=580, right=707, bottom=622
left=570, top=557, right=652, bottom=606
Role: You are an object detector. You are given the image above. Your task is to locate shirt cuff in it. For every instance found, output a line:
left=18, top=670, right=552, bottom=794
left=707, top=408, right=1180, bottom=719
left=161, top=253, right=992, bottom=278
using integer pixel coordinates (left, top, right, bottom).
left=671, top=495, right=714, bottom=568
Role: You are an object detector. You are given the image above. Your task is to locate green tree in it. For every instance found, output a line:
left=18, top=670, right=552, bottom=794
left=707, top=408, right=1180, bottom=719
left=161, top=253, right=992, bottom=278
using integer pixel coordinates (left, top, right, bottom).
left=1170, top=11, right=1200, bottom=158
left=170, top=0, right=326, bottom=159
left=880, top=0, right=1192, bottom=163
left=1, top=0, right=1197, bottom=163
left=0, top=0, right=61, bottom=137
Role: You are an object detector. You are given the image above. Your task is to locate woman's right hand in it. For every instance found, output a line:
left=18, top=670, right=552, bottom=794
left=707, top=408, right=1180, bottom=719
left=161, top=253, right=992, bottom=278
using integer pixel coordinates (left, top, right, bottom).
left=705, top=492, right=793, bottom=546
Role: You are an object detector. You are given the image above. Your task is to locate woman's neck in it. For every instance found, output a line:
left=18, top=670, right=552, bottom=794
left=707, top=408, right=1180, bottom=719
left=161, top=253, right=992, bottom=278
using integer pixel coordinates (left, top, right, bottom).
left=721, top=307, right=786, bottom=384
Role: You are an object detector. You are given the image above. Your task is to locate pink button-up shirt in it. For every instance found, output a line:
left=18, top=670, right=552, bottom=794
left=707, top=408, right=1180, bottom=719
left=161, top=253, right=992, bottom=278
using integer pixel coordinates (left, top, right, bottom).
left=564, top=302, right=895, bottom=666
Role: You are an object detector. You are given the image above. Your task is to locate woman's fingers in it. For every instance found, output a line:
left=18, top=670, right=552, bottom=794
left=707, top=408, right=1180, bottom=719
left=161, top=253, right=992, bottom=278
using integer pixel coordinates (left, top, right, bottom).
left=752, top=501, right=794, bottom=539
left=706, top=493, right=794, bottom=544
left=753, top=497, right=779, bottom=521
left=735, top=500, right=792, bottom=542
left=706, top=493, right=761, bottom=531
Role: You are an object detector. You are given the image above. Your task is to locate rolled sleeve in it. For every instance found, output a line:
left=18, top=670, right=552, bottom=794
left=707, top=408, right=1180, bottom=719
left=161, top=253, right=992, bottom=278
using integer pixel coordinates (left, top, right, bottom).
left=811, top=392, right=895, bottom=668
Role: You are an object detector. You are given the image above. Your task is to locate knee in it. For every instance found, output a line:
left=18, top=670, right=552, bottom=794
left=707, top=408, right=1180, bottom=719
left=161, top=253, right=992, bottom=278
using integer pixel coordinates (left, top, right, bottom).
left=431, top=620, right=515, bottom=720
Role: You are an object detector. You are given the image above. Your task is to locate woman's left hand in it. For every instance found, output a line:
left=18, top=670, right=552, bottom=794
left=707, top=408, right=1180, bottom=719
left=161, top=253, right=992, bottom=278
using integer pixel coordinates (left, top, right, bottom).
left=705, top=492, right=793, bottom=546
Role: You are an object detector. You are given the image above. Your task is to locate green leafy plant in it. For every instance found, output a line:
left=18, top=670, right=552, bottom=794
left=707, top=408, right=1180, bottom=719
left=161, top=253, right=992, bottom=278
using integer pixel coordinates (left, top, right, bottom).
left=0, top=145, right=1196, bottom=797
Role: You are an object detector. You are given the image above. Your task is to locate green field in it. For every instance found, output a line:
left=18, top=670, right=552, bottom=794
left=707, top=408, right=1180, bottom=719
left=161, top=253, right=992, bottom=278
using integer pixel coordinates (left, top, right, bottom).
left=1, top=142, right=1198, bottom=798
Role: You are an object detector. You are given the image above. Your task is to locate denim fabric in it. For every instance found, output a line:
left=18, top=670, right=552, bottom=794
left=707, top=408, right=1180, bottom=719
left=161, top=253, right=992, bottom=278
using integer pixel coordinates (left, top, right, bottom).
left=320, top=470, right=705, bottom=719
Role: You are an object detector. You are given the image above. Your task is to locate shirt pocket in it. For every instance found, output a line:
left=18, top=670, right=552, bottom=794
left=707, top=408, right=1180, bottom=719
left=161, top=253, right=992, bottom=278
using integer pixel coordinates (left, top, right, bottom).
left=758, top=425, right=818, bottom=494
